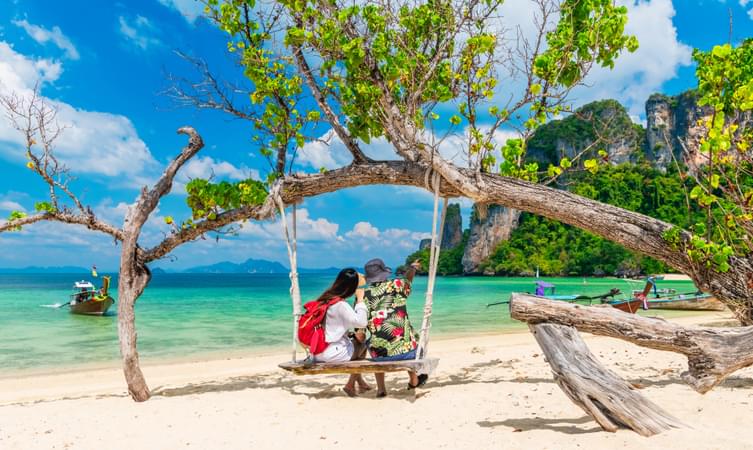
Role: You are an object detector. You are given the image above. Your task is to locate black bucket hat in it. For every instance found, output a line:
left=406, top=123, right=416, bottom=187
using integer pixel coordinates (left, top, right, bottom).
left=364, top=258, right=392, bottom=284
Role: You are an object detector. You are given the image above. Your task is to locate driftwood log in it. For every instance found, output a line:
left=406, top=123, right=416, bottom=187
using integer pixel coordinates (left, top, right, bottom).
left=529, top=323, right=684, bottom=436
left=510, top=293, right=753, bottom=393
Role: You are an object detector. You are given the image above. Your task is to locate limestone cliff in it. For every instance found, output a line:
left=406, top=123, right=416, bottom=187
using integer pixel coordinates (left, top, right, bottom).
left=645, top=91, right=712, bottom=169
left=526, top=99, right=646, bottom=167
left=461, top=204, right=521, bottom=274
left=441, top=204, right=462, bottom=250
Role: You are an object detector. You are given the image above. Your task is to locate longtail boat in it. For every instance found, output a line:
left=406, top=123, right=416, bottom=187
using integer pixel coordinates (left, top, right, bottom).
left=68, top=276, right=114, bottom=315
left=533, top=281, right=621, bottom=305
left=599, top=278, right=652, bottom=314
left=637, top=276, right=725, bottom=311
left=602, top=298, right=646, bottom=313
left=647, top=292, right=725, bottom=311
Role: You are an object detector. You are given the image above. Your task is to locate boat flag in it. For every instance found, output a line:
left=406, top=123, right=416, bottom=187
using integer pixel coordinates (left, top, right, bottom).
left=91, top=265, right=98, bottom=277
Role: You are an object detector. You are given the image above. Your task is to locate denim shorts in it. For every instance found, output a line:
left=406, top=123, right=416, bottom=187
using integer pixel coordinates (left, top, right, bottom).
left=370, top=349, right=417, bottom=362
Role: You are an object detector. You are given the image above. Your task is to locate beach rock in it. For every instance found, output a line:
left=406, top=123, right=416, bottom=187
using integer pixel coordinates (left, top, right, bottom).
left=645, top=91, right=713, bottom=170
left=419, top=238, right=432, bottom=250
left=462, top=204, right=521, bottom=274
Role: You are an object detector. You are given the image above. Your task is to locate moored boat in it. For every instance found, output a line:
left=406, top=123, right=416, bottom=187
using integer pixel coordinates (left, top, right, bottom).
left=603, top=298, right=646, bottom=313
left=647, top=293, right=725, bottom=311
left=534, top=281, right=621, bottom=305
left=68, top=276, right=115, bottom=315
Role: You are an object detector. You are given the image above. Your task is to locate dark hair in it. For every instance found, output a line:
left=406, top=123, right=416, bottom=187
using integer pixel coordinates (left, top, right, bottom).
left=316, top=268, right=359, bottom=302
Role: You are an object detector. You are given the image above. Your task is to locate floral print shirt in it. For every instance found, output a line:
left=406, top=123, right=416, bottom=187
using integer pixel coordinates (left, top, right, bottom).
left=363, top=278, right=418, bottom=358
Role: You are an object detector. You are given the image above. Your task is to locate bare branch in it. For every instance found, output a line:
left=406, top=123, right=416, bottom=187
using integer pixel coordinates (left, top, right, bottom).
left=126, top=127, right=204, bottom=234
left=0, top=210, right=124, bottom=241
left=291, top=39, right=371, bottom=164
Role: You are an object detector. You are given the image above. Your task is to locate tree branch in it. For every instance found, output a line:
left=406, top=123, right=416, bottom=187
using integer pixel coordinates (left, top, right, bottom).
left=126, top=127, right=204, bottom=233
left=291, top=41, right=371, bottom=165
left=141, top=160, right=463, bottom=262
left=511, top=293, right=753, bottom=393
left=0, top=210, right=125, bottom=241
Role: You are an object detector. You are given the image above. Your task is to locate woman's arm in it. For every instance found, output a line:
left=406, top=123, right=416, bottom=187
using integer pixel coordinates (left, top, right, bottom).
left=334, top=300, right=368, bottom=329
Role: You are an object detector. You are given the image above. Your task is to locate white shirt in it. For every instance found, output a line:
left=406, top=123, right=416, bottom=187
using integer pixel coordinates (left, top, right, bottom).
left=314, top=301, right=368, bottom=363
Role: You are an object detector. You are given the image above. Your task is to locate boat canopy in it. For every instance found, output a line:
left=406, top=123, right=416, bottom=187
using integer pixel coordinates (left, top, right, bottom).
left=74, top=281, right=95, bottom=289
left=535, top=281, right=555, bottom=288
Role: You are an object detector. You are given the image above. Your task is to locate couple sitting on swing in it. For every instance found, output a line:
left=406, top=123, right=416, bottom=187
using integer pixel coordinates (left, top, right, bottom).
left=301, top=258, right=428, bottom=398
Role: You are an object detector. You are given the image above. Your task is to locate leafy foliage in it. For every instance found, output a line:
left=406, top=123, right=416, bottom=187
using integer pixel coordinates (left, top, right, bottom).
left=5, top=210, right=26, bottom=231
left=185, top=178, right=268, bottom=222
left=676, top=40, right=753, bottom=272
left=483, top=163, right=703, bottom=276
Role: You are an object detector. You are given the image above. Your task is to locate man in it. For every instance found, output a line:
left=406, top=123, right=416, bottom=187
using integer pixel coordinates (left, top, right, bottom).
left=363, top=258, right=427, bottom=396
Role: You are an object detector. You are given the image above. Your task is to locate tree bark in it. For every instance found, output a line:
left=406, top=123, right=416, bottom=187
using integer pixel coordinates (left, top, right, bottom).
left=117, top=249, right=152, bottom=401
left=529, top=323, right=684, bottom=436
left=418, top=152, right=753, bottom=324
left=510, top=293, right=753, bottom=393
left=118, top=127, right=205, bottom=401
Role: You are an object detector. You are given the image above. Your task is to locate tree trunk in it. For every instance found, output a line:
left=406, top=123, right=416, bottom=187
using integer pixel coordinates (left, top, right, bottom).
left=510, top=293, right=753, bottom=393
left=529, top=323, right=684, bottom=436
left=117, top=248, right=152, bottom=402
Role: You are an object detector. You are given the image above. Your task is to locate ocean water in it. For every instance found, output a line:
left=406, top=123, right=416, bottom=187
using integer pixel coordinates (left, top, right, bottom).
left=0, top=273, right=700, bottom=373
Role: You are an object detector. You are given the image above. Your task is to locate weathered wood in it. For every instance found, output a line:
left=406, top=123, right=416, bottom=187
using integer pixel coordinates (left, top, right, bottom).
left=530, top=323, right=684, bottom=436
left=510, top=293, right=753, bottom=393
left=279, top=358, right=439, bottom=376
left=118, top=127, right=206, bottom=402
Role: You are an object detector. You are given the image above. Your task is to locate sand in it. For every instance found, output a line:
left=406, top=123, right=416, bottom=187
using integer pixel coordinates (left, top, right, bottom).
left=1, top=311, right=752, bottom=450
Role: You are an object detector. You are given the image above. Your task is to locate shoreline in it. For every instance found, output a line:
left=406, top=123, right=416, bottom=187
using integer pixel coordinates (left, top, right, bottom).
left=2, top=309, right=751, bottom=449
left=0, top=307, right=712, bottom=381
left=0, top=309, right=730, bottom=406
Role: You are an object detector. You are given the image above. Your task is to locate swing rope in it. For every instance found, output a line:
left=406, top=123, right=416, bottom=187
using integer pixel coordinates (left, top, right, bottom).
left=274, top=192, right=302, bottom=363
left=275, top=169, right=446, bottom=366
left=416, top=170, right=447, bottom=360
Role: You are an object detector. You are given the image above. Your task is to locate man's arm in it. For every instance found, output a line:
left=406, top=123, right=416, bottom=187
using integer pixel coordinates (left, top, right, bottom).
left=404, top=260, right=421, bottom=283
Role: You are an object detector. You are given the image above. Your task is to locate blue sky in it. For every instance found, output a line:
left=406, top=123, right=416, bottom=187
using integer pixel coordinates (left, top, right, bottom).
left=0, top=0, right=751, bottom=271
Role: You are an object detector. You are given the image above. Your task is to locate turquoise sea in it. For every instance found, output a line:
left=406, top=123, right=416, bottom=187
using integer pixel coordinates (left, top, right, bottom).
left=0, top=273, right=702, bottom=374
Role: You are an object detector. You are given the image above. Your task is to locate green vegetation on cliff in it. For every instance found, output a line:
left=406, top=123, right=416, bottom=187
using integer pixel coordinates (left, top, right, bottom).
left=404, top=230, right=469, bottom=276
left=526, top=99, right=646, bottom=166
left=482, top=163, right=702, bottom=276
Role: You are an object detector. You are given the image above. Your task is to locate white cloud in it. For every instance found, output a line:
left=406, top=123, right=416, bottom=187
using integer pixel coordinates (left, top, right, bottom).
left=0, top=41, right=159, bottom=188
left=494, top=0, right=692, bottom=120
left=118, top=15, right=161, bottom=50
left=12, top=19, right=79, bottom=60
left=240, top=208, right=340, bottom=242
left=345, top=221, right=429, bottom=252
left=158, top=0, right=205, bottom=23
left=347, top=221, right=380, bottom=238
left=181, top=156, right=258, bottom=182
left=298, top=131, right=400, bottom=170
left=573, top=0, right=693, bottom=118
left=0, top=200, right=24, bottom=211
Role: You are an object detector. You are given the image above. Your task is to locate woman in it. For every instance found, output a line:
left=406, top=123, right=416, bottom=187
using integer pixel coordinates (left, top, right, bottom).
left=362, top=258, right=428, bottom=397
left=312, top=268, right=372, bottom=397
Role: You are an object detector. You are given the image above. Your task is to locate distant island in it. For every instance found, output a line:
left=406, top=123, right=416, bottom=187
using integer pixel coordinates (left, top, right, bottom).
left=0, top=266, right=92, bottom=274
left=0, top=258, right=341, bottom=275
left=163, top=258, right=341, bottom=274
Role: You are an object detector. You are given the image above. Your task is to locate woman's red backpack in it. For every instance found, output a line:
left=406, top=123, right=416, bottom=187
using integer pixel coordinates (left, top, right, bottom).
left=297, top=297, right=341, bottom=355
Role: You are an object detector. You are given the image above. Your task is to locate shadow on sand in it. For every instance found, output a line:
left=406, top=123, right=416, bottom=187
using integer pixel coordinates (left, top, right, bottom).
left=477, top=416, right=601, bottom=434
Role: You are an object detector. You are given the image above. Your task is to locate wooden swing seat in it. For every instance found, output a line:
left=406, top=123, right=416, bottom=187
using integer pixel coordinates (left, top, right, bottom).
left=279, top=357, right=439, bottom=376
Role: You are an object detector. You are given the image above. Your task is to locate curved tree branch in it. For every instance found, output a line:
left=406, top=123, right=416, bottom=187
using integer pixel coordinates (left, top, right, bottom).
left=142, top=160, right=463, bottom=262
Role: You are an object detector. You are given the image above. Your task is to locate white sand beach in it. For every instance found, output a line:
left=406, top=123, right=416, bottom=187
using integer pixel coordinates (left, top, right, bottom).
left=2, top=311, right=752, bottom=450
